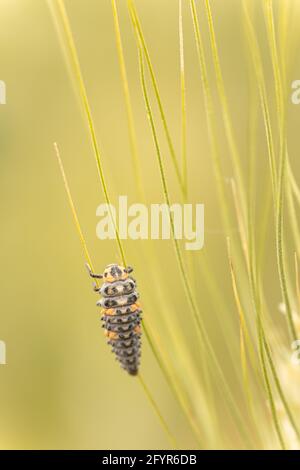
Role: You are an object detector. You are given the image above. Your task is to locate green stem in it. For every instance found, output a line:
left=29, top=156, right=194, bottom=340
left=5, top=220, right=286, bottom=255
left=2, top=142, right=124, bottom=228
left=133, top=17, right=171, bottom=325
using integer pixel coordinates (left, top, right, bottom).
left=50, top=1, right=177, bottom=447
left=128, top=0, right=186, bottom=198
left=138, top=38, right=253, bottom=449
left=111, top=0, right=144, bottom=200
left=54, top=0, right=126, bottom=266
left=179, top=0, right=188, bottom=198
left=138, top=374, right=178, bottom=449
left=204, top=0, right=247, bottom=224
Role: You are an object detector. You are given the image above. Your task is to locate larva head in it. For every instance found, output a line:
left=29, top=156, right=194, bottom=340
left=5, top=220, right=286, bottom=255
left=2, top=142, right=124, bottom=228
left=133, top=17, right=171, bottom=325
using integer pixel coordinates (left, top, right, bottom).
left=103, top=264, right=132, bottom=283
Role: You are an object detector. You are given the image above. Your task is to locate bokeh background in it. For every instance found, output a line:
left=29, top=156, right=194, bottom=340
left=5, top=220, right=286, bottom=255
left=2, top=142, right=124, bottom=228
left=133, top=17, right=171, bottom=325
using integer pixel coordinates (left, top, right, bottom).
left=0, top=0, right=300, bottom=449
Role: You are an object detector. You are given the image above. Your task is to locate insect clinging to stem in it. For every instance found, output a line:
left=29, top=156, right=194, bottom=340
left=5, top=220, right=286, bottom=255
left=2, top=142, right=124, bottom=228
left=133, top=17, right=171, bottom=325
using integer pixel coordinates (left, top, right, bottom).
left=86, top=263, right=142, bottom=376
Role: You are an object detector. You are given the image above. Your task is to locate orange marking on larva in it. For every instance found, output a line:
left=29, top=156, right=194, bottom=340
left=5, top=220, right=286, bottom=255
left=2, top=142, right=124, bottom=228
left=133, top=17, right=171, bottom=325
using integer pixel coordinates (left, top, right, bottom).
left=104, top=308, right=114, bottom=316
left=134, top=325, right=141, bottom=335
left=104, top=330, right=118, bottom=339
left=106, top=275, right=115, bottom=283
left=131, top=303, right=139, bottom=312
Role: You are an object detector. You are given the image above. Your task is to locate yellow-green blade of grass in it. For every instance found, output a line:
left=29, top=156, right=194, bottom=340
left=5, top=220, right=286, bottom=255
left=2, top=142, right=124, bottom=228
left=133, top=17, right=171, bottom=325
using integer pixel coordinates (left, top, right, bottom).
left=263, top=0, right=298, bottom=342
left=127, top=0, right=186, bottom=198
left=110, top=0, right=144, bottom=200
left=53, top=143, right=178, bottom=449
left=51, top=0, right=126, bottom=266
left=138, top=36, right=255, bottom=448
left=179, top=0, right=188, bottom=198
left=203, top=0, right=247, bottom=226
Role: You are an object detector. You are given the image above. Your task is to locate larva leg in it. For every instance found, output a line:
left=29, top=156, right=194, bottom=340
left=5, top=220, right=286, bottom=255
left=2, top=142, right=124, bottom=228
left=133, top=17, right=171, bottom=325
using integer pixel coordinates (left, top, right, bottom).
left=85, top=263, right=103, bottom=279
left=125, top=266, right=133, bottom=273
left=92, top=282, right=99, bottom=292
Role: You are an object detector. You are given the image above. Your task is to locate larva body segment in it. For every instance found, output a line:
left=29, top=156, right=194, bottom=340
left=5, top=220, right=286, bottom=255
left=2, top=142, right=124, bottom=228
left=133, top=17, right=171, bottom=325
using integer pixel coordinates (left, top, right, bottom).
left=87, top=263, right=142, bottom=376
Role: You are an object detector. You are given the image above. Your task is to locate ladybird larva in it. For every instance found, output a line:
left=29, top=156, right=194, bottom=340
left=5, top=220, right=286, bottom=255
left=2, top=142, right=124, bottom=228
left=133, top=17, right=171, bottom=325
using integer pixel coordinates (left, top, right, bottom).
left=86, top=263, right=142, bottom=376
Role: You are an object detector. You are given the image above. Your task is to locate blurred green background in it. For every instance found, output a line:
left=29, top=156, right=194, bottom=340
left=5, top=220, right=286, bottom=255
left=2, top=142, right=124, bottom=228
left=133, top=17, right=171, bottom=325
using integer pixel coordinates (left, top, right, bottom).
left=0, top=0, right=300, bottom=449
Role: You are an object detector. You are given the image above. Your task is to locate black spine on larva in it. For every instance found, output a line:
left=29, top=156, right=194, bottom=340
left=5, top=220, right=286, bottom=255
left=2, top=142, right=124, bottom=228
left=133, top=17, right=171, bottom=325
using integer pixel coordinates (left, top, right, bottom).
left=100, top=277, right=142, bottom=375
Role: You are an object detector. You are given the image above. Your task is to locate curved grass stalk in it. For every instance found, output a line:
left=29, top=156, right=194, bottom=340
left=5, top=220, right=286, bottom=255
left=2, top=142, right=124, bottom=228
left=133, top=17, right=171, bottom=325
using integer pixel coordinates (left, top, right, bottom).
left=127, top=0, right=186, bottom=198
left=228, top=36, right=300, bottom=439
left=110, top=2, right=210, bottom=445
left=263, top=0, right=284, bottom=133
left=231, top=147, right=300, bottom=446
left=263, top=337, right=300, bottom=442
left=199, top=250, right=260, bottom=385
left=248, top=186, right=300, bottom=445
left=295, top=253, right=300, bottom=314
left=263, top=0, right=298, bottom=342
left=138, top=38, right=255, bottom=449
left=256, top=183, right=273, bottom=275
left=178, top=2, right=207, bottom=387
left=179, top=0, right=188, bottom=198
left=287, top=161, right=300, bottom=258
left=278, top=0, right=290, bottom=84
left=110, top=0, right=201, bottom=442
left=203, top=0, right=247, bottom=223
left=53, top=142, right=178, bottom=449
left=187, top=1, right=253, bottom=396
left=230, top=179, right=249, bottom=270
left=242, top=2, right=277, bottom=291
left=111, top=0, right=203, bottom=439
left=227, top=214, right=257, bottom=372
left=244, top=0, right=298, bottom=340
left=189, top=0, right=230, bottom=233
left=227, top=238, right=270, bottom=452
left=138, top=46, right=199, bottom=339
left=286, top=182, right=300, bottom=260
left=54, top=142, right=95, bottom=276
left=276, top=150, right=297, bottom=341
left=245, top=179, right=286, bottom=448
left=156, top=296, right=222, bottom=447
left=190, top=0, right=295, bottom=445
left=242, top=1, right=277, bottom=201
left=251, top=188, right=300, bottom=445
left=143, top=321, right=204, bottom=448
left=58, top=0, right=207, bottom=444
left=111, top=8, right=206, bottom=444
left=188, top=4, right=263, bottom=442
left=271, top=0, right=300, bottom=311
left=227, top=238, right=256, bottom=411
left=138, top=374, right=178, bottom=449
left=278, top=166, right=298, bottom=341
left=258, top=322, right=286, bottom=449
left=231, top=176, right=286, bottom=448
left=110, top=0, right=144, bottom=201
left=246, top=88, right=259, bottom=285
left=50, top=3, right=179, bottom=447
left=276, top=144, right=298, bottom=341
left=146, top=253, right=223, bottom=447
left=190, top=0, right=258, bottom=370
left=53, top=0, right=126, bottom=266
left=289, top=161, right=300, bottom=205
